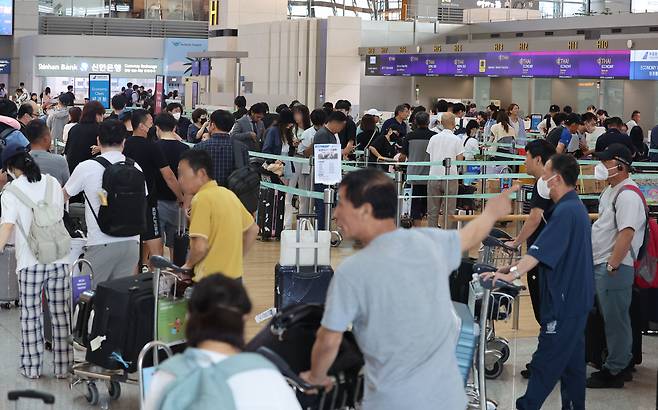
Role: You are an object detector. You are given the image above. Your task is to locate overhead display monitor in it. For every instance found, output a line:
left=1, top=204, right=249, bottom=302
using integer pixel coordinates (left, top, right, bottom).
left=88, top=73, right=111, bottom=110
left=630, top=50, right=658, bottom=80
left=199, top=58, right=211, bottom=76
left=365, top=50, right=631, bottom=80
left=0, top=0, right=12, bottom=35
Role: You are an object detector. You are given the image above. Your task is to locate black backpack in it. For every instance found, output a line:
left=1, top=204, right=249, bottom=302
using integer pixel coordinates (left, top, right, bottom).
left=84, top=157, right=147, bottom=237
left=546, top=126, right=564, bottom=148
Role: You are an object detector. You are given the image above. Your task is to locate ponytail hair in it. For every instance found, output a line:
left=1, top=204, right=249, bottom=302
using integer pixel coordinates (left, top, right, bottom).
left=185, top=274, right=252, bottom=349
left=6, top=153, right=41, bottom=183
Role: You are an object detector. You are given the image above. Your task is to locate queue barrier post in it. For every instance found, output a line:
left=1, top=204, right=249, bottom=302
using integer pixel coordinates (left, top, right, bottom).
left=395, top=169, right=404, bottom=227
left=443, top=158, right=452, bottom=229
left=309, top=156, right=315, bottom=215
left=323, top=187, right=334, bottom=232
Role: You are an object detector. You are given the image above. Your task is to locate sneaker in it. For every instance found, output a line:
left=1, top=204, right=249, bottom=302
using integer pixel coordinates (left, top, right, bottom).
left=621, top=362, right=634, bottom=382
left=586, top=368, right=625, bottom=388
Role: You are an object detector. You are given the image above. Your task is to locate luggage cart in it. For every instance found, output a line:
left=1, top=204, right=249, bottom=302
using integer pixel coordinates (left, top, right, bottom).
left=137, top=341, right=174, bottom=408
left=476, top=230, right=523, bottom=379
left=69, top=256, right=190, bottom=406
left=466, top=264, right=523, bottom=410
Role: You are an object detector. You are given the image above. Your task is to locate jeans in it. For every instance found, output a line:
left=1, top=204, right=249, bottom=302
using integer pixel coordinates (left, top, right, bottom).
left=314, top=183, right=327, bottom=230
left=594, top=263, right=634, bottom=374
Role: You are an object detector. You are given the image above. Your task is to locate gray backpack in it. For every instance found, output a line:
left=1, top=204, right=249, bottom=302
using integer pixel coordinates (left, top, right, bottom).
left=5, top=176, right=71, bottom=264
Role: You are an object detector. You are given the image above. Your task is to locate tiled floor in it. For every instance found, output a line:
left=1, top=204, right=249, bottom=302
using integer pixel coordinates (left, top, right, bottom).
left=0, top=305, right=656, bottom=409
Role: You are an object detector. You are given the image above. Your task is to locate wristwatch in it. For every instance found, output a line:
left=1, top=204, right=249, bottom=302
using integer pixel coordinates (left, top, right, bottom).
left=510, top=266, right=521, bottom=280
left=606, top=263, right=618, bottom=273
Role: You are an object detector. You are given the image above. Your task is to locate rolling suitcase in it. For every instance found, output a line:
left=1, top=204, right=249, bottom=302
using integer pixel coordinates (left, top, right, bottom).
left=257, top=172, right=285, bottom=240
left=86, top=273, right=154, bottom=373
left=453, top=302, right=478, bottom=385
left=172, top=206, right=189, bottom=267
left=275, top=215, right=333, bottom=309
left=0, top=245, right=19, bottom=308
left=71, top=290, right=94, bottom=348
left=450, top=258, right=476, bottom=305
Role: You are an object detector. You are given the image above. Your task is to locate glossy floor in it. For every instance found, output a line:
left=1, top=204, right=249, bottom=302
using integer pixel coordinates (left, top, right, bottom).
left=0, top=239, right=655, bottom=409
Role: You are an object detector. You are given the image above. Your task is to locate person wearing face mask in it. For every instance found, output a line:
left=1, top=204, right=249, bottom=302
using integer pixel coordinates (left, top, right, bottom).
left=505, top=140, right=556, bottom=379
left=483, top=154, right=594, bottom=410
left=124, top=109, right=184, bottom=269
left=583, top=111, right=606, bottom=151
left=187, top=108, right=210, bottom=143
left=166, top=102, right=191, bottom=141
left=587, top=144, right=646, bottom=389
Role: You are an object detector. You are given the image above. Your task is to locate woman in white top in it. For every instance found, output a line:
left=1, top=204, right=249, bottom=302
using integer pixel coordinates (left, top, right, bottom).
left=144, top=274, right=301, bottom=410
left=507, top=103, right=527, bottom=145
left=461, top=119, right=481, bottom=161
left=0, top=144, right=71, bottom=379
left=62, top=106, right=81, bottom=144
left=489, top=111, right=517, bottom=156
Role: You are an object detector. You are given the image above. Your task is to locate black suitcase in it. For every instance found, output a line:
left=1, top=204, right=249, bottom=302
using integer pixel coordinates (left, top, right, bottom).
left=245, top=304, right=363, bottom=410
left=257, top=172, right=285, bottom=240
left=172, top=206, right=189, bottom=267
left=71, top=290, right=94, bottom=348
left=450, top=258, right=476, bottom=304
left=85, top=273, right=154, bottom=373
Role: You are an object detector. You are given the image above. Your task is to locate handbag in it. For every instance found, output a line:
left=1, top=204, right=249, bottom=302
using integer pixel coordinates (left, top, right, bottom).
left=279, top=216, right=331, bottom=267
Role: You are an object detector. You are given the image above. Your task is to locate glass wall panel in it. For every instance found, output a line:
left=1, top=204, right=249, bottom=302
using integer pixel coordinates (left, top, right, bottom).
left=533, top=78, right=552, bottom=115
left=38, top=0, right=208, bottom=20
left=601, top=80, right=624, bottom=118
left=511, top=78, right=531, bottom=117
left=576, top=80, right=599, bottom=113
left=473, top=77, right=491, bottom=112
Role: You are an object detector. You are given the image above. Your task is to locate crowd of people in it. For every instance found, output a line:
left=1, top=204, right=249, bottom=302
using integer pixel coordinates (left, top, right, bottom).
left=0, top=83, right=655, bottom=409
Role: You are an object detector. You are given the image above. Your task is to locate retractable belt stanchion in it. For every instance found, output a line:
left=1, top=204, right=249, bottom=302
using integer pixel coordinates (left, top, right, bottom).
left=395, top=169, right=404, bottom=227
left=323, top=187, right=334, bottom=232
left=309, top=156, right=315, bottom=216
left=443, top=158, right=452, bottom=230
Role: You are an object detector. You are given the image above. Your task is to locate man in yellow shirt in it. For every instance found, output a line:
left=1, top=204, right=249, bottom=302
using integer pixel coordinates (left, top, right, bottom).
left=178, top=149, right=259, bottom=281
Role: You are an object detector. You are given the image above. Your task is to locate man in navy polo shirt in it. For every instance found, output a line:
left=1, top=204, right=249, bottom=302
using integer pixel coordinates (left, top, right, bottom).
left=484, top=153, right=594, bottom=410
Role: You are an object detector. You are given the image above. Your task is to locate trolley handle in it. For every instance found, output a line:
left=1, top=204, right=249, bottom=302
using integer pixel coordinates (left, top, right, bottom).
left=482, top=236, right=518, bottom=252
left=256, top=347, right=329, bottom=393
left=473, top=263, right=523, bottom=291
left=150, top=255, right=193, bottom=276
left=7, top=390, right=55, bottom=404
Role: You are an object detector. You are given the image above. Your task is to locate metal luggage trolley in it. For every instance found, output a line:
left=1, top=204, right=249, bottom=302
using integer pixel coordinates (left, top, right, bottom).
left=475, top=229, right=523, bottom=379
left=69, top=256, right=189, bottom=406
left=465, top=265, right=524, bottom=410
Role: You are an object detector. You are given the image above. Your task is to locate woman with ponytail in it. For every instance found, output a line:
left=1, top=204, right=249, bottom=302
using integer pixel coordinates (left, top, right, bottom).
left=145, top=274, right=301, bottom=410
left=0, top=142, right=71, bottom=379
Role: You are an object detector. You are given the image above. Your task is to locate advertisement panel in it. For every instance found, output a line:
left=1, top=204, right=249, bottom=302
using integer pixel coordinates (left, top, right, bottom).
left=0, top=0, right=12, bottom=36
left=0, top=59, right=9, bottom=74
left=155, top=75, right=165, bottom=115
left=88, top=73, right=111, bottom=110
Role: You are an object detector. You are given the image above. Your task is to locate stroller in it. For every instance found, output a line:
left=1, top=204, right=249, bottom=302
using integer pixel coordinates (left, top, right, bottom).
left=245, top=304, right=364, bottom=410
left=474, top=229, right=523, bottom=379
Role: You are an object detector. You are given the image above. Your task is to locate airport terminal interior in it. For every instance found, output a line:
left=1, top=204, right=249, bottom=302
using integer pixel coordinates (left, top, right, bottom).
left=2, top=0, right=658, bottom=409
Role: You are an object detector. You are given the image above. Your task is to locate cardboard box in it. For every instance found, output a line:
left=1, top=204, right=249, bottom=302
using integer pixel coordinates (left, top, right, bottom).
left=486, top=179, right=501, bottom=194
left=578, top=165, right=607, bottom=194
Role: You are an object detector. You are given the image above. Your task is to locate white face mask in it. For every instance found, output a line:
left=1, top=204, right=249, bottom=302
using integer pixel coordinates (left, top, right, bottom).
left=6, top=170, right=17, bottom=180
left=537, top=174, right=557, bottom=199
left=594, top=163, right=619, bottom=181
left=173, top=112, right=181, bottom=121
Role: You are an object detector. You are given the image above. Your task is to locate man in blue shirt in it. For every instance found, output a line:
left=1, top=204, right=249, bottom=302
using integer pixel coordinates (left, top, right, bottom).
left=380, top=104, right=409, bottom=144
left=484, top=154, right=594, bottom=410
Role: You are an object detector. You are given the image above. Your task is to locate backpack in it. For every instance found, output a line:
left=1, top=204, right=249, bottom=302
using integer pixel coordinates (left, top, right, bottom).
left=4, top=176, right=71, bottom=264
left=0, top=127, right=30, bottom=149
left=227, top=165, right=261, bottom=213
left=83, top=157, right=147, bottom=237
left=546, top=125, right=564, bottom=148
left=613, top=185, right=658, bottom=288
left=157, top=349, right=277, bottom=410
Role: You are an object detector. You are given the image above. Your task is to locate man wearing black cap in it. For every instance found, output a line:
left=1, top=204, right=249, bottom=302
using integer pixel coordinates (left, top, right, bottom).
left=588, top=143, right=646, bottom=389
left=595, top=117, right=636, bottom=155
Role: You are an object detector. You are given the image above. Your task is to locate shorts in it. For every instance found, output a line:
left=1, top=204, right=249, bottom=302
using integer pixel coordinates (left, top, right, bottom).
left=157, top=200, right=179, bottom=248
left=142, top=201, right=161, bottom=241
left=411, top=184, right=428, bottom=220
